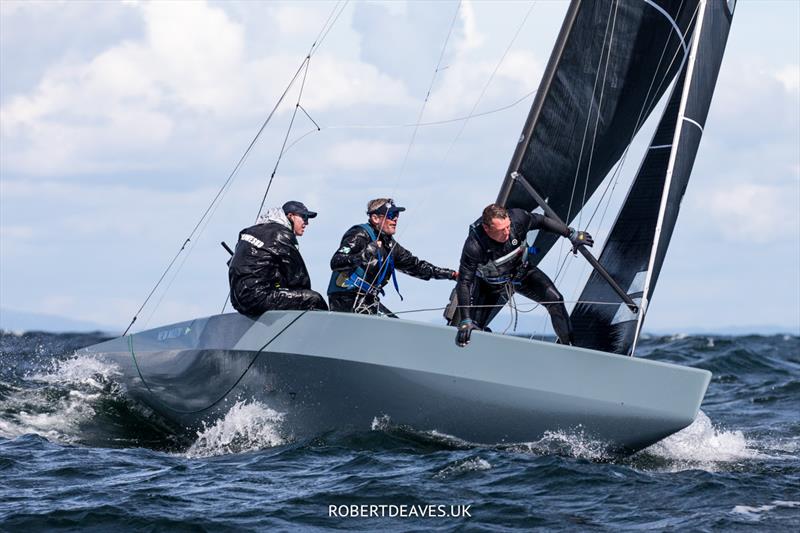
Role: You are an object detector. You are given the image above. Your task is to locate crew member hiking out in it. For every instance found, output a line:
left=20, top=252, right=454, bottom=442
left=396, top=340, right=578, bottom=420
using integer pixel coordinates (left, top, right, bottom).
left=452, top=203, right=593, bottom=347
left=229, top=201, right=328, bottom=317
left=328, top=198, right=457, bottom=316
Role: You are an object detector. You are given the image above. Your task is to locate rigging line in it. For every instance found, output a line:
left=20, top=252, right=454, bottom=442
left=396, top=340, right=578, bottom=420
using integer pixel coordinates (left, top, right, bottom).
left=395, top=0, right=462, bottom=183
left=437, top=0, right=538, bottom=165
left=325, top=89, right=537, bottom=130
left=543, top=1, right=617, bottom=296
left=388, top=299, right=622, bottom=316
left=356, top=1, right=462, bottom=306
left=124, top=4, right=352, bottom=334
left=583, top=3, right=693, bottom=229
left=384, top=1, right=539, bottom=297
left=297, top=104, right=321, bottom=130
left=311, top=0, right=349, bottom=56
left=553, top=2, right=694, bottom=292
left=279, top=89, right=538, bottom=157
left=257, top=58, right=313, bottom=220
left=578, top=0, right=620, bottom=229
left=562, top=0, right=616, bottom=232
left=562, top=4, right=694, bottom=313
left=309, top=0, right=344, bottom=54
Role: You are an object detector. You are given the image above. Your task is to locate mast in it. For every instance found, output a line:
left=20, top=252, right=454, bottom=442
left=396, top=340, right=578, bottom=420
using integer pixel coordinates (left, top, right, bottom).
left=496, top=0, right=582, bottom=207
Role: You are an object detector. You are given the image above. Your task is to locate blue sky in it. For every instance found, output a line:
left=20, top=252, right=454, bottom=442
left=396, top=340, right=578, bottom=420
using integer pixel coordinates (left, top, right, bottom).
left=1, top=0, right=798, bottom=335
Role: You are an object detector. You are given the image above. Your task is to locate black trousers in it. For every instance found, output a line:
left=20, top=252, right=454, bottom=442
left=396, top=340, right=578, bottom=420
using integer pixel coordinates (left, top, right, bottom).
left=328, top=292, right=397, bottom=317
left=470, top=267, right=573, bottom=345
left=239, top=288, right=328, bottom=318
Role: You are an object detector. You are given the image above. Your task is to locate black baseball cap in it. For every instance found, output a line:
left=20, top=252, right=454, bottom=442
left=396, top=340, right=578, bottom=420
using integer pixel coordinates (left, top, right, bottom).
left=367, top=199, right=406, bottom=217
left=282, top=201, right=317, bottom=219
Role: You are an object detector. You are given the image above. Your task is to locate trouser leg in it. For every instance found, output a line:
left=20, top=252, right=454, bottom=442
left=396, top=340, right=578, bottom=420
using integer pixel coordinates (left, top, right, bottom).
left=471, top=282, right=508, bottom=330
left=516, top=267, right=573, bottom=345
left=328, top=292, right=397, bottom=317
left=263, top=289, right=329, bottom=312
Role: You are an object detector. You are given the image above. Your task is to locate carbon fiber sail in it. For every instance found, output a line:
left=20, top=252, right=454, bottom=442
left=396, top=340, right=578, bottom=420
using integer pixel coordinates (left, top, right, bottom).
left=571, top=0, right=735, bottom=354
left=497, top=0, right=701, bottom=263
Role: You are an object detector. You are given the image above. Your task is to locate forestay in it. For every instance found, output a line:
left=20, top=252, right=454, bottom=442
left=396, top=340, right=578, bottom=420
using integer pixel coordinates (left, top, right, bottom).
left=571, top=0, right=736, bottom=354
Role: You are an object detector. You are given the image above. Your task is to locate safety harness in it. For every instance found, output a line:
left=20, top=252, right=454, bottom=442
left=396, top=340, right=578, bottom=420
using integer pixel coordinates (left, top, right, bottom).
left=328, top=224, right=403, bottom=299
left=471, top=221, right=538, bottom=285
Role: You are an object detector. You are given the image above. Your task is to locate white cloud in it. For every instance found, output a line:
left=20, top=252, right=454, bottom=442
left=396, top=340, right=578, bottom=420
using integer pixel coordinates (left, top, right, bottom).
left=324, top=139, right=405, bottom=171
left=0, top=1, right=414, bottom=177
left=707, top=183, right=799, bottom=243
left=775, top=64, right=799, bottom=92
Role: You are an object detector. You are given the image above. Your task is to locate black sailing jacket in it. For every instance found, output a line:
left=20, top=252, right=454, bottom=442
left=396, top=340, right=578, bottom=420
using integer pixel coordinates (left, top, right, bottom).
left=229, top=210, right=312, bottom=314
left=328, top=224, right=454, bottom=295
left=455, top=208, right=568, bottom=321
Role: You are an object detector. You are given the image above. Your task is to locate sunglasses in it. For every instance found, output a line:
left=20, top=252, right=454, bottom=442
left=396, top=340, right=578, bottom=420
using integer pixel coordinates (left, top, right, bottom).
left=385, top=210, right=400, bottom=221
left=290, top=213, right=309, bottom=224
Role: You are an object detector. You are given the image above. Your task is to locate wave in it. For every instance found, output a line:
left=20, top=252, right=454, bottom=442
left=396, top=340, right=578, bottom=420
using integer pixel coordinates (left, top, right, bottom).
left=185, top=401, right=288, bottom=458
left=0, top=352, right=182, bottom=449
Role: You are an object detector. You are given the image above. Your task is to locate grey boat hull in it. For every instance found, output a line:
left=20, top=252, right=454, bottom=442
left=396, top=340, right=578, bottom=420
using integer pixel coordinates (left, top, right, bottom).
left=81, top=311, right=711, bottom=452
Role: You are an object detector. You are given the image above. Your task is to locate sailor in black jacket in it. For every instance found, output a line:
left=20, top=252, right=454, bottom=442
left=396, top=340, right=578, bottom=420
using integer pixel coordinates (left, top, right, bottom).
left=453, top=203, right=593, bottom=347
left=328, top=198, right=457, bottom=315
left=229, top=201, right=328, bottom=317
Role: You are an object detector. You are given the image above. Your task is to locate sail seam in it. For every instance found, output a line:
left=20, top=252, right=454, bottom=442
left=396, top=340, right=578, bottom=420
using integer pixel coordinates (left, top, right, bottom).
left=632, top=0, right=707, bottom=355
left=649, top=144, right=673, bottom=149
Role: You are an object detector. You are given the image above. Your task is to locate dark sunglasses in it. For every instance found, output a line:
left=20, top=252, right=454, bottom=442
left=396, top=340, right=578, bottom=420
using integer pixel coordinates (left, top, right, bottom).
left=385, top=210, right=400, bottom=221
left=290, top=213, right=309, bottom=224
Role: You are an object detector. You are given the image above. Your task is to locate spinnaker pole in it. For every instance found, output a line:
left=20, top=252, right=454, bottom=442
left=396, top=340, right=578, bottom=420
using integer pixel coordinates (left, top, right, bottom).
left=511, top=172, right=639, bottom=313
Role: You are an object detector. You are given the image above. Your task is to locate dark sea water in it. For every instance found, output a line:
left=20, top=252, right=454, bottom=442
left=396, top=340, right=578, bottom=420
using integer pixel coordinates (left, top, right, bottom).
left=1, top=331, right=798, bottom=531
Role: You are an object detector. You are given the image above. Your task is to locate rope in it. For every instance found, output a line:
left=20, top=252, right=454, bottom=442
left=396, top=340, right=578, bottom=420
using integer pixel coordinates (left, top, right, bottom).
left=127, top=312, right=306, bottom=414
left=388, top=299, right=623, bottom=316
left=358, top=1, right=540, bottom=312
left=396, top=0, right=462, bottom=182
left=278, top=88, right=537, bottom=156
left=351, top=1, right=461, bottom=310
left=124, top=2, right=349, bottom=333
left=437, top=0, right=538, bottom=168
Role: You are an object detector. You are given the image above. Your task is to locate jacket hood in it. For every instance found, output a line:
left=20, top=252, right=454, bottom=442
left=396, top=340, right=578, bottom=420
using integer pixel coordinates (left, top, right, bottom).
left=258, top=207, right=292, bottom=230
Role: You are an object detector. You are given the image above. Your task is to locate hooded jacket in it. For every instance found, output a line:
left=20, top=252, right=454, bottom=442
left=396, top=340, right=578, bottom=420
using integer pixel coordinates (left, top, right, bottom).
left=229, top=208, right=312, bottom=313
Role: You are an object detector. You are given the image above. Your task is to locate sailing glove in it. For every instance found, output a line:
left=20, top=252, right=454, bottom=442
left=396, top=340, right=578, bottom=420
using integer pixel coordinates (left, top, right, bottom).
left=455, top=319, right=478, bottom=347
left=568, top=228, right=594, bottom=253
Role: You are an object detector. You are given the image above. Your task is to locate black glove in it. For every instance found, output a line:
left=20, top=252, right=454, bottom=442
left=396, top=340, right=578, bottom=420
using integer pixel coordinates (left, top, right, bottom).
left=568, top=228, right=594, bottom=253
left=455, top=319, right=478, bottom=347
left=433, top=267, right=458, bottom=280
left=358, top=242, right=380, bottom=269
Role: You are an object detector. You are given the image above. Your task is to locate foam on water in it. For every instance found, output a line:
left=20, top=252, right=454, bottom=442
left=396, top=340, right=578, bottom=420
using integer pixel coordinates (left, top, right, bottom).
left=641, top=410, right=758, bottom=470
left=434, top=457, right=492, bottom=478
left=511, top=428, right=614, bottom=460
left=0, top=354, right=122, bottom=443
left=731, top=500, right=800, bottom=521
left=186, top=401, right=288, bottom=458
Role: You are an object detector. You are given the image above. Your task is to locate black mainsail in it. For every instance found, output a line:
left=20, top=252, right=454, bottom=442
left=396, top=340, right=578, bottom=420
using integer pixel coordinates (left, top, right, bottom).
left=497, top=0, right=701, bottom=264
left=571, top=0, right=736, bottom=354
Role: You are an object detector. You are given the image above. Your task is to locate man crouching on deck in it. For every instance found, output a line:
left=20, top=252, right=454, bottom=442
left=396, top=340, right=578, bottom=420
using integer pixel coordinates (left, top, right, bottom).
left=229, top=201, right=328, bottom=317
left=327, top=198, right=457, bottom=316
left=453, top=203, right=593, bottom=347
